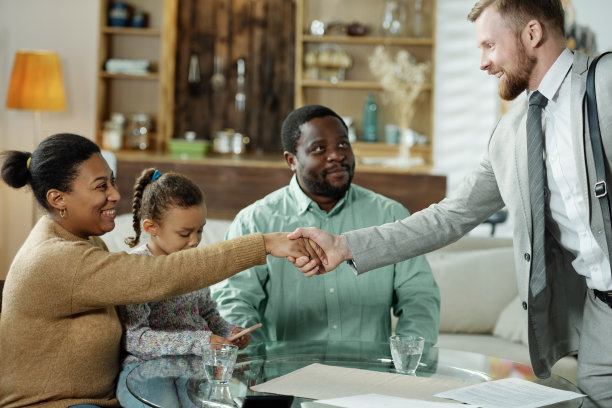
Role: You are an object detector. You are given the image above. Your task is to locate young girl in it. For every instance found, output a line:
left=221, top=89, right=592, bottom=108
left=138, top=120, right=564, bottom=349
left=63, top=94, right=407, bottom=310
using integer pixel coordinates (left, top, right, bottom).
left=116, top=168, right=252, bottom=406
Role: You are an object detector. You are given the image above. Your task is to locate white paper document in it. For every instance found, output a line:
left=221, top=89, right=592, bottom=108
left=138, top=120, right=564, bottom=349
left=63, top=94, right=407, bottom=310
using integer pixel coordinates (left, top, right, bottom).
left=435, top=378, right=585, bottom=408
left=250, top=363, right=470, bottom=402
left=313, top=393, right=478, bottom=408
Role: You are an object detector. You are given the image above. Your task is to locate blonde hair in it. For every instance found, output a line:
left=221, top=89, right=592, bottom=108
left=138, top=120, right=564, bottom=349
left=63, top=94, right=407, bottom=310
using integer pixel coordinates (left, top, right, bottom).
left=468, top=0, right=565, bottom=39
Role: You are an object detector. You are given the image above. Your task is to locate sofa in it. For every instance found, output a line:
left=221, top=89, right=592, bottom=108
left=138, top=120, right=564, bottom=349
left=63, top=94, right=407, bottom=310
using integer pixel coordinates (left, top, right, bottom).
left=101, top=214, right=577, bottom=384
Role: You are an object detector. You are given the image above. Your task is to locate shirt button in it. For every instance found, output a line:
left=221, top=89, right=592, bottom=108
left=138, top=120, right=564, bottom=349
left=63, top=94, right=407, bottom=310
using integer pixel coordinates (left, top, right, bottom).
left=325, top=218, right=329, bottom=222
left=524, top=253, right=531, bottom=262
left=333, top=325, right=338, bottom=330
left=329, top=288, right=335, bottom=293
left=522, top=301, right=528, bottom=310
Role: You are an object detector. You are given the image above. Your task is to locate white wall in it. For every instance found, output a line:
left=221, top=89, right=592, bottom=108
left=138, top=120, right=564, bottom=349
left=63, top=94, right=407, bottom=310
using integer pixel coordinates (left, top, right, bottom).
left=0, top=0, right=99, bottom=278
left=433, top=0, right=500, bottom=193
left=573, top=0, right=612, bottom=52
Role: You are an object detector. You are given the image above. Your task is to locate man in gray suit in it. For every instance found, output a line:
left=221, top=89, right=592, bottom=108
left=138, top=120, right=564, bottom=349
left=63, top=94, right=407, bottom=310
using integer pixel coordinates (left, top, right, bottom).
left=290, top=0, right=612, bottom=405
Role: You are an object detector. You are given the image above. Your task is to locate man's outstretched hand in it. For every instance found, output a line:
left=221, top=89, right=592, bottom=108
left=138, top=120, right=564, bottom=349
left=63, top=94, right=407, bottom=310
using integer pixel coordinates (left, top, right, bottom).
left=287, top=227, right=353, bottom=276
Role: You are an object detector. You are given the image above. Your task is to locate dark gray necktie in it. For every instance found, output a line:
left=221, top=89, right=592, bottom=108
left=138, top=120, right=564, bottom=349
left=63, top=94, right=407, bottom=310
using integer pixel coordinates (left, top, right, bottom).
left=527, top=91, right=548, bottom=297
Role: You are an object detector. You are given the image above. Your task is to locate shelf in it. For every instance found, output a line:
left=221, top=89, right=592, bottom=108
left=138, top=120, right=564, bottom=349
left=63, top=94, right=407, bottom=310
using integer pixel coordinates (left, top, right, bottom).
left=301, top=34, right=434, bottom=46
left=100, top=71, right=159, bottom=80
left=102, top=27, right=161, bottom=36
left=300, top=79, right=432, bottom=90
left=295, top=0, right=436, bottom=164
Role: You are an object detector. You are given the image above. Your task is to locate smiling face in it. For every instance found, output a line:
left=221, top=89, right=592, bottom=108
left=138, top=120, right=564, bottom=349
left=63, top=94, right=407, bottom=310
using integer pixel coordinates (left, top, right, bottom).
left=57, top=153, right=120, bottom=238
left=145, top=204, right=207, bottom=256
left=475, top=7, right=536, bottom=100
left=285, top=115, right=355, bottom=212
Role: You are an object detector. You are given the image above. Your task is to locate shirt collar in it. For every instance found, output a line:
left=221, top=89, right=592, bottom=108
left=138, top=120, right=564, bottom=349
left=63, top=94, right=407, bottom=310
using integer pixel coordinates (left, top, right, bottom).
left=530, top=48, right=573, bottom=103
left=288, top=174, right=350, bottom=215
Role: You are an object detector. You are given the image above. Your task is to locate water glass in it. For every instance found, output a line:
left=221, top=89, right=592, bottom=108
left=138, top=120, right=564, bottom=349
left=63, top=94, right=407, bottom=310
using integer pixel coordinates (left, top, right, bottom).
left=389, top=335, right=424, bottom=375
left=202, top=343, right=238, bottom=384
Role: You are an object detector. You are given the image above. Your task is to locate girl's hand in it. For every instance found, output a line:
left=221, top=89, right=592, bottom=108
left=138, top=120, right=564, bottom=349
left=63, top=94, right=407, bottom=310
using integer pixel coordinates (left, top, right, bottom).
left=209, top=333, right=231, bottom=344
left=229, top=327, right=251, bottom=349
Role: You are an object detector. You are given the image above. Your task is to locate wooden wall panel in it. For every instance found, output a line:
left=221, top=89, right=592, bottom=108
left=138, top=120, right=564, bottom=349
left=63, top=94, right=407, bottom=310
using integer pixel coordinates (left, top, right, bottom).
left=174, top=0, right=295, bottom=152
left=115, top=155, right=446, bottom=221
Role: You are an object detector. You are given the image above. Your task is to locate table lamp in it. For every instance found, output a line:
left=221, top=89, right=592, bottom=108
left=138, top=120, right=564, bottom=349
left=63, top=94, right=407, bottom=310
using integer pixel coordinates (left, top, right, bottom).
left=5, top=50, right=67, bottom=145
left=5, top=50, right=66, bottom=226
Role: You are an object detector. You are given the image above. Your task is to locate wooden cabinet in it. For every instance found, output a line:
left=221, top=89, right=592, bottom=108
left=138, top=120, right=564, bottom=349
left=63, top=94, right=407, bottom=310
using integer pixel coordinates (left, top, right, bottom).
left=294, top=0, right=436, bottom=164
left=114, top=152, right=446, bottom=220
left=95, top=0, right=177, bottom=153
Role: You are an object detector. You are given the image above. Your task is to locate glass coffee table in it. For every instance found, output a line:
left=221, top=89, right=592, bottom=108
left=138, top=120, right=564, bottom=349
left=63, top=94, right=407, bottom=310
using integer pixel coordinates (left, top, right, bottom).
left=126, top=340, right=583, bottom=407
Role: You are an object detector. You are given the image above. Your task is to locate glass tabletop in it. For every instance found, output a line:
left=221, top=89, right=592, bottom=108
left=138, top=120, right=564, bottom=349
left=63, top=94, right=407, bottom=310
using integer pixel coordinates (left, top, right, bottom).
left=126, top=340, right=583, bottom=408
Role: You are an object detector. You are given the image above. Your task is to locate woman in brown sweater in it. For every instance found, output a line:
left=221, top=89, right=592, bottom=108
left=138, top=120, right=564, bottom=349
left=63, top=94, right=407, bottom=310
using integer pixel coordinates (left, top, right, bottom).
left=0, top=133, right=321, bottom=407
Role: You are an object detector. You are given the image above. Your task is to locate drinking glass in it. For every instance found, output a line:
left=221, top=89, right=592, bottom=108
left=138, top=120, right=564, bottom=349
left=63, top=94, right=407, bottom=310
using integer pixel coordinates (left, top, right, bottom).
left=202, top=343, right=238, bottom=384
left=389, top=335, right=425, bottom=375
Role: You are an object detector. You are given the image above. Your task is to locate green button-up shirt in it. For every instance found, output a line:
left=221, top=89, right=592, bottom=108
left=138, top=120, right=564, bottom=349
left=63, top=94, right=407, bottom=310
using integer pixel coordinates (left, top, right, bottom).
left=211, top=176, right=440, bottom=344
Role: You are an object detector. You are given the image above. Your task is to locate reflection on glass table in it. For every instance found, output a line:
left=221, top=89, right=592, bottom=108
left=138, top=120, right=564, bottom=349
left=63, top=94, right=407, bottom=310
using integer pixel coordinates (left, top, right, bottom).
left=126, top=340, right=583, bottom=408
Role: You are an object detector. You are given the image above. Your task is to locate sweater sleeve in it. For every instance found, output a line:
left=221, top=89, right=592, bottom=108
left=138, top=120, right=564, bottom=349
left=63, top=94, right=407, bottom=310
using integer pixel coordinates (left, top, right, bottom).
left=64, top=233, right=267, bottom=314
left=119, top=302, right=212, bottom=359
left=200, top=289, right=236, bottom=338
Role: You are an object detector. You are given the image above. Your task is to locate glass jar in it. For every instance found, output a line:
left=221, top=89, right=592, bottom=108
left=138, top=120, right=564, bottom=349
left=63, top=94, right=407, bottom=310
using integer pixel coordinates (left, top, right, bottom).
left=381, top=0, right=407, bottom=37
left=102, top=120, right=123, bottom=151
left=102, top=112, right=125, bottom=151
left=127, top=114, right=151, bottom=150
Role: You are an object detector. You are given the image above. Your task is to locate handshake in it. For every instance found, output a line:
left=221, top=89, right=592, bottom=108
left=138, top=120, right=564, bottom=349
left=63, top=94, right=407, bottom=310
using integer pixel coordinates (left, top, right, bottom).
left=262, top=227, right=353, bottom=277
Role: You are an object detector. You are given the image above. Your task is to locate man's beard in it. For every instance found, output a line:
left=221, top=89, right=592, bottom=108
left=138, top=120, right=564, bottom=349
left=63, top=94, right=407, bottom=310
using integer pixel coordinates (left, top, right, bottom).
left=299, top=163, right=355, bottom=199
left=498, top=41, right=536, bottom=101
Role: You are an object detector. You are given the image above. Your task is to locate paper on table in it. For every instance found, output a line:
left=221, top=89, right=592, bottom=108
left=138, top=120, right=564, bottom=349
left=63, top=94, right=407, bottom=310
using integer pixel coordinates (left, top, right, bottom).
left=314, top=393, right=479, bottom=408
left=250, top=363, right=469, bottom=403
left=434, top=378, right=585, bottom=408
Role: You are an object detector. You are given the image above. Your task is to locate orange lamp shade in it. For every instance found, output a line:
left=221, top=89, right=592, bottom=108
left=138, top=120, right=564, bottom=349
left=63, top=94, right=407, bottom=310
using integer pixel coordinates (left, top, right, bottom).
left=5, top=50, right=66, bottom=111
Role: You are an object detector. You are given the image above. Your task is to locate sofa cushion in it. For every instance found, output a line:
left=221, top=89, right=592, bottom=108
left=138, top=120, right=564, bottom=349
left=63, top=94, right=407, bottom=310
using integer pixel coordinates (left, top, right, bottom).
left=426, top=246, right=517, bottom=334
left=493, top=295, right=529, bottom=346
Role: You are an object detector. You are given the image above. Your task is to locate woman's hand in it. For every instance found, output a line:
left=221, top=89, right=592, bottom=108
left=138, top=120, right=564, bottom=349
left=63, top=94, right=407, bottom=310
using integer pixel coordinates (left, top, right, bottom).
left=262, top=232, right=326, bottom=274
left=229, top=327, right=251, bottom=349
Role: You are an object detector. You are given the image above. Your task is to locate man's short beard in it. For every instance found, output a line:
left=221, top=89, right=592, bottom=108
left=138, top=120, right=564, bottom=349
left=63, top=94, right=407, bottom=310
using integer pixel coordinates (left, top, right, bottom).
left=300, top=165, right=355, bottom=199
left=499, top=41, right=536, bottom=101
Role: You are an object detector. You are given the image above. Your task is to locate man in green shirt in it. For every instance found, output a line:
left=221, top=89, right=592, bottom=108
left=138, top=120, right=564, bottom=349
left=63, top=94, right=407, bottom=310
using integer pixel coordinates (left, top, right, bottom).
left=212, top=105, right=440, bottom=344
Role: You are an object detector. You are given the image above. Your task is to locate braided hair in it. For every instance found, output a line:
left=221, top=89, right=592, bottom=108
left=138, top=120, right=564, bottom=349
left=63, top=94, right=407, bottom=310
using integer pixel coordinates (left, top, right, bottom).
left=125, top=168, right=205, bottom=247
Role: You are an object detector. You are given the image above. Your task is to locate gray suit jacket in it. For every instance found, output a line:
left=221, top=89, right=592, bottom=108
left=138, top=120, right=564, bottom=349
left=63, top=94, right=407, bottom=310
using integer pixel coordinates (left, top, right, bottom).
left=345, top=51, right=612, bottom=378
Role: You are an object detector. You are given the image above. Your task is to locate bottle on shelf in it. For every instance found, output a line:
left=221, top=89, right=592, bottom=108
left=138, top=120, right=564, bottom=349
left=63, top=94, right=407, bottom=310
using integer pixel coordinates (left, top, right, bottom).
left=362, top=93, right=378, bottom=142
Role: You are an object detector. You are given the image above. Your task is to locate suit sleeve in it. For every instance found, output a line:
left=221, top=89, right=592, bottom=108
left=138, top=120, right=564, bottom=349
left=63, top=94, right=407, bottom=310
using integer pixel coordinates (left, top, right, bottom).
left=345, top=155, right=504, bottom=273
left=384, top=204, right=441, bottom=345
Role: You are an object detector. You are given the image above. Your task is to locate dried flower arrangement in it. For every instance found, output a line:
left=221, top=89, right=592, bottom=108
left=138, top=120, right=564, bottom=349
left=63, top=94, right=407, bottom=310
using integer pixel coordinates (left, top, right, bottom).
left=368, top=46, right=430, bottom=130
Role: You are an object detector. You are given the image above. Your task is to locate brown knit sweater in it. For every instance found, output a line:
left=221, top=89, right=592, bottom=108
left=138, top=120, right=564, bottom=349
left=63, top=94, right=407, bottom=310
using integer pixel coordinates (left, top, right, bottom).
left=0, top=216, right=266, bottom=407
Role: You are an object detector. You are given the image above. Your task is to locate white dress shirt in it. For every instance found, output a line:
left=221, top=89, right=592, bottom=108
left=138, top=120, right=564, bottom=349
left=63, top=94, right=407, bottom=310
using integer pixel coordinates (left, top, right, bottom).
left=536, top=48, right=612, bottom=291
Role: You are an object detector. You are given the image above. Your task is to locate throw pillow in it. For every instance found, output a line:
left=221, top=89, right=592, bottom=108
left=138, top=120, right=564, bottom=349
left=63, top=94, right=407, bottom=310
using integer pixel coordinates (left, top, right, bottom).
left=426, top=246, right=517, bottom=334
left=493, top=295, right=529, bottom=346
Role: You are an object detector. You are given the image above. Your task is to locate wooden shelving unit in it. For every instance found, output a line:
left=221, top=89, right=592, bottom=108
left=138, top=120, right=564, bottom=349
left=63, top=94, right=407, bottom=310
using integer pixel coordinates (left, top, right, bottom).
left=294, top=0, right=437, bottom=164
left=95, top=0, right=177, bottom=153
